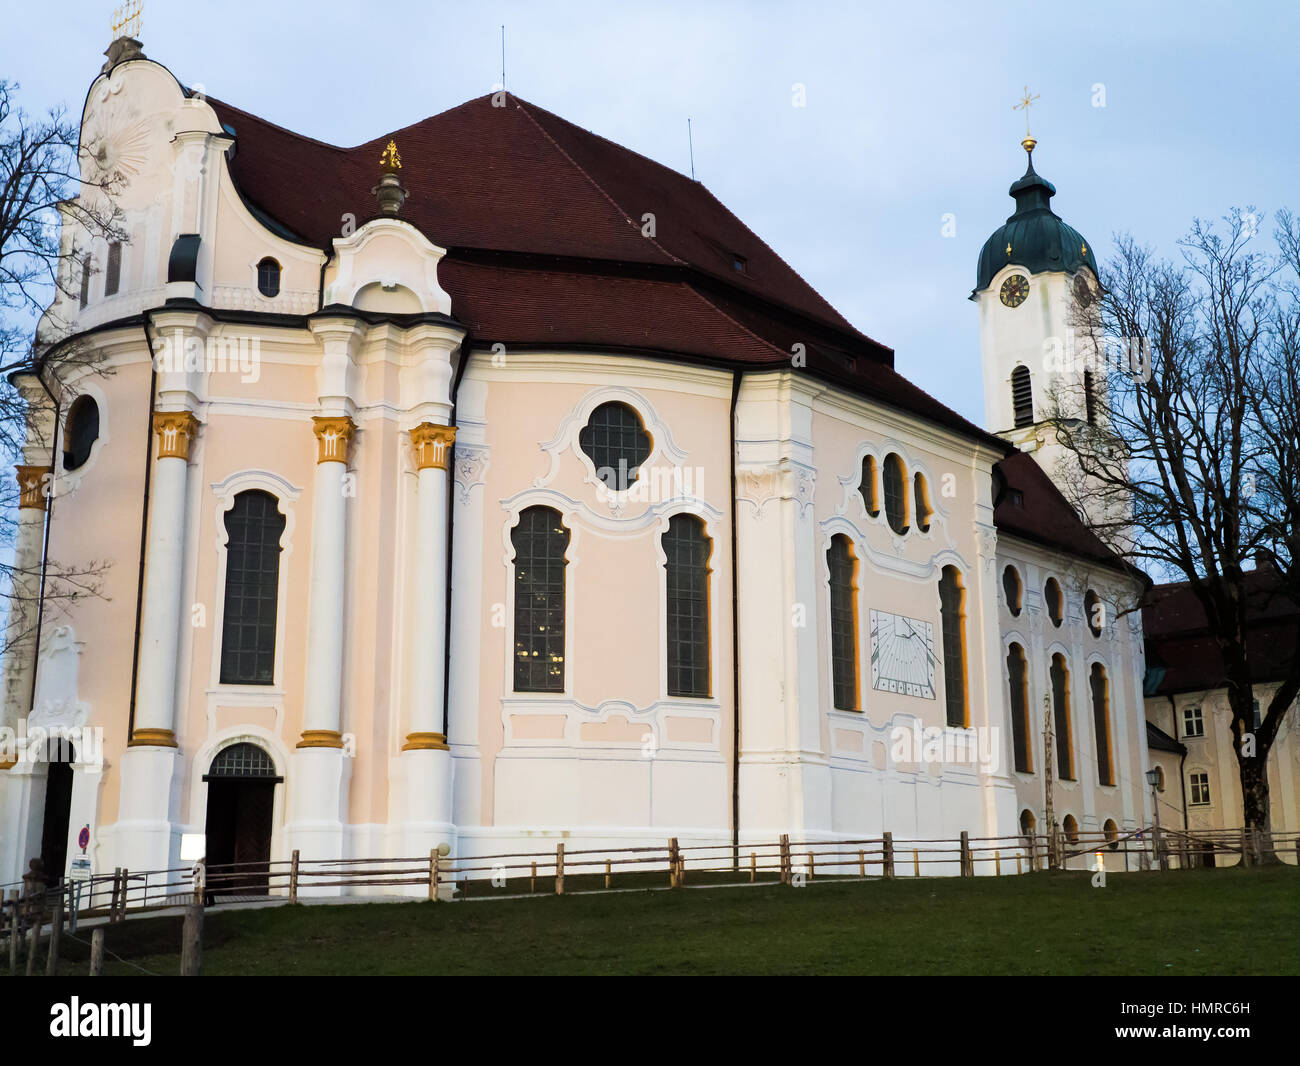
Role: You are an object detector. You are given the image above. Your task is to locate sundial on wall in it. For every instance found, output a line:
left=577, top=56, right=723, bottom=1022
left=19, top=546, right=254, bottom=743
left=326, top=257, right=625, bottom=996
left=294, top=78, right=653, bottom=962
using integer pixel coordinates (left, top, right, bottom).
left=870, top=609, right=936, bottom=699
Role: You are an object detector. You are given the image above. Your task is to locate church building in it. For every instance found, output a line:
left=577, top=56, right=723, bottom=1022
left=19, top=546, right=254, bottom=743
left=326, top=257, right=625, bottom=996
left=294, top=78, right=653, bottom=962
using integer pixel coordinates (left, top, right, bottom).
left=0, top=36, right=1153, bottom=891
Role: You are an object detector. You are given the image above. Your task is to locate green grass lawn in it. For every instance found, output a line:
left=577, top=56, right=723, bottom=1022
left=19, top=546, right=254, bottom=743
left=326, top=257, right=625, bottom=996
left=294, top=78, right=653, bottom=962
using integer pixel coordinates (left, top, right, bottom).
left=33, top=865, right=1300, bottom=976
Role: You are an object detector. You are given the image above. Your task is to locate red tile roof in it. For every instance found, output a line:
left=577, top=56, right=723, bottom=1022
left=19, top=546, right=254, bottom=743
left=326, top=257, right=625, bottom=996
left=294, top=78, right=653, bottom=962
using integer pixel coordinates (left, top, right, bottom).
left=205, top=90, right=1008, bottom=448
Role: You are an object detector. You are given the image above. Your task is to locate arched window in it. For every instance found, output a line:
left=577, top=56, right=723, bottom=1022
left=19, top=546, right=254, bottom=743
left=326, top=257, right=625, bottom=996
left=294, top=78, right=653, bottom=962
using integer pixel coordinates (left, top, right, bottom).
left=1090, top=662, right=1114, bottom=786
left=207, top=742, right=277, bottom=779
left=256, top=257, right=281, bottom=298
left=1083, top=369, right=1097, bottom=425
left=1044, top=577, right=1063, bottom=627
left=1050, top=653, right=1074, bottom=780
left=663, top=514, right=711, bottom=698
left=938, top=566, right=968, bottom=727
left=63, top=395, right=100, bottom=471
left=883, top=453, right=909, bottom=535
left=913, top=472, right=932, bottom=532
left=1007, top=642, right=1032, bottom=773
left=219, top=490, right=286, bottom=685
left=1002, top=565, right=1022, bottom=616
left=859, top=454, right=879, bottom=517
left=1019, top=808, right=1036, bottom=836
left=1084, top=589, right=1103, bottom=637
left=1011, top=365, right=1034, bottom=428
left=104, top=242, right=122, bottom=297
left=1062, top=814, right=1079, bottom=845
left=512, top=506, right=570, bottom=692
left=1103, top=818, right=1119, bottom=851
left=578, top=401, right=651, bottom=490
left=827, top=534, right=859, bottom=711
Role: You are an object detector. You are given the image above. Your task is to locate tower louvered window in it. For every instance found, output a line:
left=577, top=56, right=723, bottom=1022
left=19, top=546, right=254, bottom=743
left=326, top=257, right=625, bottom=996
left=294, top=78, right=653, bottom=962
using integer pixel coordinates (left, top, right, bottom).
left=220, top=490, right=286, bottom=684
left=512, top=506, right=570, bottom=692
left=1011, top=365, right=1034, bottom=428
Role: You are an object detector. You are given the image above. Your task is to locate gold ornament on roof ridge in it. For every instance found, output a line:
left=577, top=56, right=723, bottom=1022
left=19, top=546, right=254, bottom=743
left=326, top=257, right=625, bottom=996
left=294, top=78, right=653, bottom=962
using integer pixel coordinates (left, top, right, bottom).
left=111, top=0, right=143, bottom=40
left=380, top=139, right=402, bottom=171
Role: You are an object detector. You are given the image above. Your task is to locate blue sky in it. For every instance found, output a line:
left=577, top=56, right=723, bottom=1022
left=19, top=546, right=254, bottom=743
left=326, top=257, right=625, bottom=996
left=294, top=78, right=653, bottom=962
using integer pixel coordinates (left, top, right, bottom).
left=3, top=0, right=1296, bottom=424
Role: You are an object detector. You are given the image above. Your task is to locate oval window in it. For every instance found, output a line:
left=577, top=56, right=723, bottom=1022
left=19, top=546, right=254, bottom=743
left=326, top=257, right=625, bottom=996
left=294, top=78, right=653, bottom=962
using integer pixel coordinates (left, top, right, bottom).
left=1044, top=577, right=1063, bottom=628
left=63, top=395, right=100, bottom=471
left=256, top=257, right=281, bottom=298
left=1002, top=565, right=1022, bottom=616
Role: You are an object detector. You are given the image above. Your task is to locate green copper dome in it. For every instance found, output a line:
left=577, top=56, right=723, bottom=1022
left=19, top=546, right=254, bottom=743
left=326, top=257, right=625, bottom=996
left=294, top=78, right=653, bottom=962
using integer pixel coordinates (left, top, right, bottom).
left=975, top=148, right=1097, bottom=294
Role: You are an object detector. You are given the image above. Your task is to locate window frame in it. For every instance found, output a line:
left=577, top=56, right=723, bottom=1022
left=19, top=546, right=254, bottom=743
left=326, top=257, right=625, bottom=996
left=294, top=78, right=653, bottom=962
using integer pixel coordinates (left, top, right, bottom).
left=510, top=505, right=571, bottom=694
left=578, top=401, right=653, bottom=492
left=1181, top=705, right=1205, bottom=738
left=827, top=534, right=860, bottom=712
left=663, top=513, right=712, bottom=699
left=1189, top=771, right=1211, bottom=806
left=1007, top=642, right=1032, bottom=773
left=1090, top=662, right=1114, bottom=786
left=1050, top=652, right=1075, bottom=781
left=938, top=566, right=968, bottom=728
left=256, top=257, right=282, bottom=298
left=218, top=489, right=287, bottom=686
left=882, top=452, right=909, bottom=536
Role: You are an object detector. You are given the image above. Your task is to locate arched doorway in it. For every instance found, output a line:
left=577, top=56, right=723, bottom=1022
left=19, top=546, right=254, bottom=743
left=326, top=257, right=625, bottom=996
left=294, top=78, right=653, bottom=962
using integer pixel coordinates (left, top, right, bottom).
left=203, top=743, right=279, bottom=896
left=38, top=738, right=77, bottom=883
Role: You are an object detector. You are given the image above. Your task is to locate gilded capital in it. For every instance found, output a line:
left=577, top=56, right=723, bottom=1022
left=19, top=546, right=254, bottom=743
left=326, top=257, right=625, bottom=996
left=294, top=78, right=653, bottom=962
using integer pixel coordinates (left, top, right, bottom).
left=153, top=411, right=200, bottom=461
left=128, top=727, right=178, bottom=748
left=312, top=416, right=356, bottom=464
left=15, top=464, right=49, bottom=510
left=410, top=423, right=455, bottom=471
left=402, top=731, right=449, bottom=751
left=297, top=729, right=345, bottom=749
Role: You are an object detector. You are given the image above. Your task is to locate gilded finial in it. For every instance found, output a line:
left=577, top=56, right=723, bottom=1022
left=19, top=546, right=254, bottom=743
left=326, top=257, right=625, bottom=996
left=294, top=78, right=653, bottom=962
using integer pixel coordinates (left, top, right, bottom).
left=1081, top=241, right=1088, bottom=256
left=1006, top=242, right=1012, bottom=257
left=111, top=0, right=143, bottom=40
left=1013, top=85, right=1040, bottom=155
left=379, top=139, right=402, bottom=171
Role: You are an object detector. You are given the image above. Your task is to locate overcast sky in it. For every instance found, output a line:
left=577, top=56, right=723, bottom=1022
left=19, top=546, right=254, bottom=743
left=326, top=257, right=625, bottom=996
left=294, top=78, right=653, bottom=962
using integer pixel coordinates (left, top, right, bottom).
left=3, top=0, right=1296, bottom=425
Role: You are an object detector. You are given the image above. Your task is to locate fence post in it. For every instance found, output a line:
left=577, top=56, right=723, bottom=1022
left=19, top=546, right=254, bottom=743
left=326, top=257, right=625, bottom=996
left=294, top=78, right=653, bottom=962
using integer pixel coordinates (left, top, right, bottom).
left=994, top=849, right=1001, bottom=876
left=1153, top=824, right=1168, bottom=872
left=807, top=851, right=815, bottom=881
left=882, top=832, right=894, bottom=879
left=858, top=850, right=866, bottom=877
left=428, top=850, right=439, bottom=901
left=180, top=900, right=203, bottom=976
left=1240, top=827, right=1251, bottom=868
left=289, top=849, right=300, bottom=904
left=960, top=831, right=972, bottom=877
left=604, top=860, right=612, bottom=890
left=6, top=892, right=17, bottom=974
left=25, top=904, right=41, bottom=976
left=530, top=861, right=537, bottom=893
left=109, top=867, right=121, bottom=920
left=778, top=834, right=792, bottom=885
left=45, top=895, right=64, bottom=976
left=750, top=852, right=757, bottom=882
left=913, top=849, right=920, bottom=877
left=117, top=868, right=130, bottom=921
left=89, top=927, right=104, bottom=976
left=555, top=843, right=565, bottom=895
left=668, top=838, right=680, bottom=887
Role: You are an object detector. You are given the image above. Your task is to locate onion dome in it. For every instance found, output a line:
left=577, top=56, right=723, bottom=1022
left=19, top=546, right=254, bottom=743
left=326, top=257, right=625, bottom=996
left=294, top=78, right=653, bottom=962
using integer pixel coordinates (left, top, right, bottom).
left=975, top=139, right=1097, bottom=294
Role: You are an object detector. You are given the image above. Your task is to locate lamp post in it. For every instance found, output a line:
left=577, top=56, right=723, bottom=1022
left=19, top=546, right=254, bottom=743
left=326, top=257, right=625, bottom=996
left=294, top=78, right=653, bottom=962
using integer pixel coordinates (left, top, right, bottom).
left=1144, top=767, right=1167, bottom=871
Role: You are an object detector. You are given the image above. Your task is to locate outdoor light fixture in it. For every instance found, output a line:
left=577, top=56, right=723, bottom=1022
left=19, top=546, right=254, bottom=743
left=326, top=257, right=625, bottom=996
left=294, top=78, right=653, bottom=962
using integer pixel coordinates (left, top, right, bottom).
left=1144, top=767, right=1161, bottom=790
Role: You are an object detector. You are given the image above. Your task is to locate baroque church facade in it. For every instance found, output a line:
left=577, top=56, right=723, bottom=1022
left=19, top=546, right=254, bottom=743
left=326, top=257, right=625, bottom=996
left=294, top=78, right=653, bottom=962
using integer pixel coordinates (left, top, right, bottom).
left=0, top=37, right=1153, bottom=890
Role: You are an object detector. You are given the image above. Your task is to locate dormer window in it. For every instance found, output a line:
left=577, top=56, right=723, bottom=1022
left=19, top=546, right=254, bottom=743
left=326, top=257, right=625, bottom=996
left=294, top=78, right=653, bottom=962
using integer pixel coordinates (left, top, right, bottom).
left=257, top=257, right=281, bottom=298
left=732, top=255, right=747, bottom=274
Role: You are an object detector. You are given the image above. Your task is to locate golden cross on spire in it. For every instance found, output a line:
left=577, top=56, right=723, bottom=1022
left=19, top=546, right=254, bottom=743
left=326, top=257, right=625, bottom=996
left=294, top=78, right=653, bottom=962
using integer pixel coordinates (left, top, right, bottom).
left=1013, top=85, right=1040, bottom=153
left=379, top=139, right=402, bottom=171
left=111, top=0, right=143, bottom=40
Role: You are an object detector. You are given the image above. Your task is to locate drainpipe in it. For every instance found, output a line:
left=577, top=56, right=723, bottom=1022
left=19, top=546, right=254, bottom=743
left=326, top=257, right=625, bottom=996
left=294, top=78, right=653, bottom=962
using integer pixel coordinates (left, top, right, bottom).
left=440, top=333, right=474, bottom=739
left=23, top=367, right=61, bottom=719
left=729, top=371, right=742, bottom=866
left=125, top=314, right=160, bottom=740
left=1169, top=695, right=1188, bottom=832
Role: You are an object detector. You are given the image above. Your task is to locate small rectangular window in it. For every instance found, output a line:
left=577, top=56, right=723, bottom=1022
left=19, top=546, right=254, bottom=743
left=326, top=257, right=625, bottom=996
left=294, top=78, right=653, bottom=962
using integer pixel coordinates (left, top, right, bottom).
left=1182, top=705, right=1204, bottom=738
left=104, top=242, right=122, bottom=297
left=1189, top=771, right=1211, bottom=806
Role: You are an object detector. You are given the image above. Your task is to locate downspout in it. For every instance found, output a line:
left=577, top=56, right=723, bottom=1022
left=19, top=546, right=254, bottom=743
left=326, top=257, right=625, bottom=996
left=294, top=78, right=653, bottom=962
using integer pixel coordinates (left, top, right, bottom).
left=440, top=334, right=474, bottom=739
left=1170, top=694, right=1189, bottom=832
left=24, top=368, right=61, bottom=718
left=729, top=371, right=742, bottom=866
left=126, top=314, right=160, bottom=741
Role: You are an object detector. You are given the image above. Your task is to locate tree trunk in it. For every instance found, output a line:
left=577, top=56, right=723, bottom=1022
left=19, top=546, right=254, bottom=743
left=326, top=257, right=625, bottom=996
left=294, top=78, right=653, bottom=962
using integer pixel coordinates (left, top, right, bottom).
left=1237, top=756, right=1277, bottom=865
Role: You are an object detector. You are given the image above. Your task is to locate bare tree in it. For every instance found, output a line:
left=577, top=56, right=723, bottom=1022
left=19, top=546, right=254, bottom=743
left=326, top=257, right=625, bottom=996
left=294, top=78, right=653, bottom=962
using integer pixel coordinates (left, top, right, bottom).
left=0, top=79, right=123, bottom=659
left=1045, top=209, right=1300, bottom=861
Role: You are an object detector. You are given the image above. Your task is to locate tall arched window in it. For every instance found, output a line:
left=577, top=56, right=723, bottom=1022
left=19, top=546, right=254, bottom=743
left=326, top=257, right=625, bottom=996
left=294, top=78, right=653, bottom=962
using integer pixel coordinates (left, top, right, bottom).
left=1011, top=365, right=1034, bottom=428
left=663, top=514, right=711, bottom=698
left=859, top=455, right=879, bottom=517
left=938, top=566, right=968, bottom=727
left=63, top=395, right=100, bottom=471
left=1090, top=662, right=1114, bottom=786
left=913, top=472, right=932, bottom=532
left=1007, top=642, right=1032, bottom=773
left=827, top=534, right=859, bottom=711
left=512, top=506, right=570, bottom=692
left=1002, top=564, right=1022, bottom=616
left=1062, top=814, right=1079, bottom=845
left=1044, top=577, right=1063, bottom=627
left=1050, top=653, right=1074, bottom=780
left=1084, top=589, right=1103, bottom=637
left=104, top=242, right=122, bottom=297
left=1103, top=818, right=1119, bottom=851
left=220, top=490, right=286, bottom=684
left=883, top=453, right=909, bottom=535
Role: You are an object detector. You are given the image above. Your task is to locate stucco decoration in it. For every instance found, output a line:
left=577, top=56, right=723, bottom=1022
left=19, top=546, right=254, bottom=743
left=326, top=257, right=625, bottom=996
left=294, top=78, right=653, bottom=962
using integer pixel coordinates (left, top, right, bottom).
left=323, top=218, right=452, bottom=314
left=453, top=444, right=490, bottom=505
left=29, top=627, right=91, bottom=730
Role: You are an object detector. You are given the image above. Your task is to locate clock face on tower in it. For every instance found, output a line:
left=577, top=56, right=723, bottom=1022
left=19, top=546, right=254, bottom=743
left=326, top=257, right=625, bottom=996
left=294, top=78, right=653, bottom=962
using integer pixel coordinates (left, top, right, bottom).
left=1000, top=273, right=1030, bottom=308
left=870, top=610, right=936, bottom=699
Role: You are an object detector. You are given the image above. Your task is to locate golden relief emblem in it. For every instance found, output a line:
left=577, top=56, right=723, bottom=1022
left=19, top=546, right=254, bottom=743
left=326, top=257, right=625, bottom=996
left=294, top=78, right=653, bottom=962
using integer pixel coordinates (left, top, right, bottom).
left=379, top=139, right=402, bottom=170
